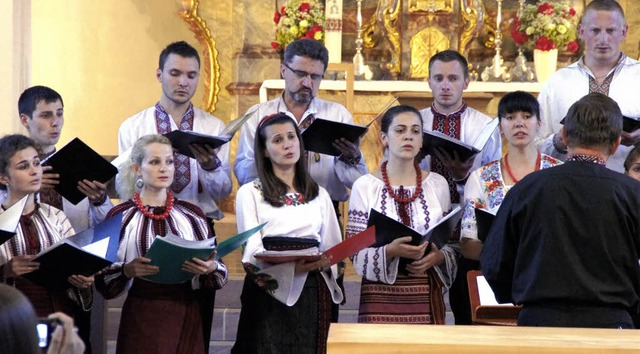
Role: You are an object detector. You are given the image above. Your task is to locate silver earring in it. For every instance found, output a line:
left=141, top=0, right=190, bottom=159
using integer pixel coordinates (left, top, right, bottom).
left=135, top=177, right=144, bottom=189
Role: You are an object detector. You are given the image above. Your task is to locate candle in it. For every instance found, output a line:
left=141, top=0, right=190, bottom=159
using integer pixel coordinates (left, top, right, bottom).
left=325, top=0, right=343, bottom=63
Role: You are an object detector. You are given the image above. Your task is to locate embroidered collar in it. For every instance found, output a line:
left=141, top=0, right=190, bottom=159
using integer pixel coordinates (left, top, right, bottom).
left=566, top=154, right=606, bottom=165
left=577, top=52, right=627, bottom=79
left=276, top=94, right=317, bottom=125
left=430, top=102, right=468, bottom=118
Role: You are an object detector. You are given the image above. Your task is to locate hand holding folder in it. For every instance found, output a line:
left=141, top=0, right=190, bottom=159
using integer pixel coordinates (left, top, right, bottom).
left=422, top=119, right=499, bottom=162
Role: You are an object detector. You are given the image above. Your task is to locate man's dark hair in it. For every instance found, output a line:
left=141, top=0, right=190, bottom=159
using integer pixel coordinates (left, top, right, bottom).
left=283, top=39, right=329, bottom=72
left=428, top=50, right=469, bottom=80
left=254, top=113, right=319, bottom=207
left=18, top=86, right=63, bottom=119
left=582, top=0, right=625, bottom=25
left=498, top=91, right=541, bottom=122
left=158, top=41, right=201, bottom=70
left=564, top=92, right=622, bottom=151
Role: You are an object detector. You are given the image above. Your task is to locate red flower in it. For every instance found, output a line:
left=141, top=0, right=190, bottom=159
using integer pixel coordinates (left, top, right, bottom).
left=566, top=40, right=579, bottom=53
left=311, top=24, right=323, bottom=33
left=511, top=17, right=529, bottom=46
left=273, top=11, right=281, bottom=24
left=271, top=42, right=280, bottom=50
left=280, top=5, right=286, bottom=14
left=535, top=36, right=557, bottom=51
left=538, top=2, right=554, bottom=15
left=569, top=8, right=576, bottom=16
left=298, top=2, right=311, bottom=12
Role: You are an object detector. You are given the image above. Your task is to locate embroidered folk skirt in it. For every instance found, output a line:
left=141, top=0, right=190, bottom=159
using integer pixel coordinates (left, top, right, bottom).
left=232, top=272, right=332, bottom=354
left=358, top=270, right=445, bottom=324
left=115, top=279, right=206, bottom=354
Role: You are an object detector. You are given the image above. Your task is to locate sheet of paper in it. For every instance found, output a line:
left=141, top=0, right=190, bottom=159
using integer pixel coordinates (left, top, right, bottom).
left=81, top=237, right=110, bottom=258
left=477, top=275, right=514, bottom=306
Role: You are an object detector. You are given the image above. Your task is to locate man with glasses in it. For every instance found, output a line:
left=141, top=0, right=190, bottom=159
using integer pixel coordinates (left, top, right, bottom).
left=235, top=38, right=367, bottom=204
left=234, top=38, right=367, bottom=323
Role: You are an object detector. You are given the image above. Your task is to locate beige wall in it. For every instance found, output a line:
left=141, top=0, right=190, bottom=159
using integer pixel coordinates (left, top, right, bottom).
left=25, top=0, right=208, bottom=155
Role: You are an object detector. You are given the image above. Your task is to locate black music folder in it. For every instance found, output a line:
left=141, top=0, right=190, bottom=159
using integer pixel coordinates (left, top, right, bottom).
left=367, top=206, right=462, bottom=273
left=301, top=118, right=367, bottom=156
left=42, top=138, right=118, bottom=205
left=422, top=118, right=498, bottom=161
left=163, top=131, right=231, bottom=159
left=23, top=213, right=122, bottom=289
left=475, top=208, right=497, bottom=243
left=0, top=196, right=28, bottom=246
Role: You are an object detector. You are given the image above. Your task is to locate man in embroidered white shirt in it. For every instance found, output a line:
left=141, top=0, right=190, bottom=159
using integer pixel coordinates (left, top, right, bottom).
left=419, top=50, right=502, bottom=325
left=537, top=0, right=640, bottom=172
left=234, top=39, right=367, bottom=206
left=117, top=41, right=232, bottom=221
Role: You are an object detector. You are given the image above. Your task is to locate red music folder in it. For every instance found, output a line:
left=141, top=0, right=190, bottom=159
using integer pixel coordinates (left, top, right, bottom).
left=324, top=226, right=376, bottom=267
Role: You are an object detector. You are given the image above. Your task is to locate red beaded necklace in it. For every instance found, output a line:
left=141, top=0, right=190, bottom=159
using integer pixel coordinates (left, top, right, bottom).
left=381, top=160, right=422, bottom=204
left=133, top=191, right=174, bottom=220
left=503, top=152, right=541, bottom=183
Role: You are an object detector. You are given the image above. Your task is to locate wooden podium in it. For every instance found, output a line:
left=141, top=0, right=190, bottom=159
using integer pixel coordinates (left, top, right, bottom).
left=467, top=270, right=521, bottom=325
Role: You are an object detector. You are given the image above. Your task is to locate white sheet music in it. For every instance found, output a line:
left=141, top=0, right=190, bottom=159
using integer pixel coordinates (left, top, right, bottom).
left=82, top=237, right=110, bottom=258
left=477, top=275, right=514, bottom=306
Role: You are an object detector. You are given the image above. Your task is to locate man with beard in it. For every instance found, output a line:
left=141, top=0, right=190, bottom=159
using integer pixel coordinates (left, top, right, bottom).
left=234, top=38, right=367, bottom=322
left=234, top=38, right=367, bottom=206
left=116, top=41, right=231, bottom=353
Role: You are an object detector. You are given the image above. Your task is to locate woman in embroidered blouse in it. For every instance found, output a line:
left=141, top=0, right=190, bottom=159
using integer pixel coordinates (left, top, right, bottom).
left=232, top=113, right=343, bottom=354
left=0, top=134, right=93, bottom=348
left=346, top=105, right=455, bottom=324
left=461, top=91, right=562, bottom=260
left=95, top=134, right=227, bottom=354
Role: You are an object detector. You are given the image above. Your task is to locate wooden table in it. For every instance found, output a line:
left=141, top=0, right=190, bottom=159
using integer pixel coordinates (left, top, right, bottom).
left=327, top=323, right=640, bottom=353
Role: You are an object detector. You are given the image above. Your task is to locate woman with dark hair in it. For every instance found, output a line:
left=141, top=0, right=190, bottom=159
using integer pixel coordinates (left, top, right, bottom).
left=624, top=145, right=640, bottom=181
left=232, top=113, right=343, bottom=354
left=0, top=134, right=93, bottom=347
left=346, top=105, right=456, bottom=324
left=461, top=91, right=562, bottom=260
left=95, top=134, right=227, bottom=354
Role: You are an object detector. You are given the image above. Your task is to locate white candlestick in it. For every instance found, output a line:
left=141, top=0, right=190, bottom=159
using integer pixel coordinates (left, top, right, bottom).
left=325, top=0, right=343, bottom=63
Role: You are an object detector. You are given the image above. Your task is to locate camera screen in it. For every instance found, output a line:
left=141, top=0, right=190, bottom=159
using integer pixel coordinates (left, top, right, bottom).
left=37, top=323, right=49, bottom=348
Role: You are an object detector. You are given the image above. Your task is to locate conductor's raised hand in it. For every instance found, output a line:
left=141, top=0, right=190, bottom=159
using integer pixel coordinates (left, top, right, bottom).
left=3, top=255, right=39, bottom=278
left=405, top=242, right=445, bottom=276
left=294, top=254, right=328, bottom=274
left=123, top=257, right=159, bottom=278
left=77, top=179, right=107, bottom=204
left=41, top=165, right=60, bottom=191
left=385, top=236, right=428, bottom=260
left=188, top=143, right=220, bottom=171
left=433, top=147, right=475, bottom=180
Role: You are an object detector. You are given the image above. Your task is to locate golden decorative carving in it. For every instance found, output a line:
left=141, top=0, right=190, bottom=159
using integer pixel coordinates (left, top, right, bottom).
left=459, top=0, right=485, bottom=55
left=362, top=11, right=379, bottom=49
left=410, top=25, right=450, bottom=78
left=377, top=0, right=402, bottom=73
left=482, top=12, right=497, bottom=49
left=409, top=0, right=453, bottom=13
left=179, top=0, right=220, bottom=113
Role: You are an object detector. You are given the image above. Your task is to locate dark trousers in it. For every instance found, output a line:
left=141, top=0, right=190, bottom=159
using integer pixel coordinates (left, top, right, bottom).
left=519, top=304, right=635, bottom=329
left=449, top=257, right=479, bottom=324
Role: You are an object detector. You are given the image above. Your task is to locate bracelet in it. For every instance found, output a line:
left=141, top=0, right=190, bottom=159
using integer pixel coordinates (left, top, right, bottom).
left=552, top=134, right=568, bottom=154
left=338, top=153, right=361, bottom=166
left=91, top=193, right=108, bottom=206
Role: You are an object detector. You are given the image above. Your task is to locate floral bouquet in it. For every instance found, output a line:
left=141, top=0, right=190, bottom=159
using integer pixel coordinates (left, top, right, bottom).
left=511, top=0, right=579, bottom=53
left=272, top=1, right=325, bottom=54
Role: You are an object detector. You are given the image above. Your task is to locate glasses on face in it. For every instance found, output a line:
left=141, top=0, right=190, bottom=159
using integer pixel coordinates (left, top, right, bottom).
left=283, top=63, right=324, bottom=81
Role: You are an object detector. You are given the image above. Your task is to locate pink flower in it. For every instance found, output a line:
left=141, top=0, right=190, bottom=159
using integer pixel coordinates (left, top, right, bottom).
left=566, top=40, right=579, bottom=53
left=273, top=11, right=281, bottom=24
left=538, top=3, right=554, bottom=15
left=535, top=36, right=557, bottom=51
left=298, top=2, right=311, bottom=12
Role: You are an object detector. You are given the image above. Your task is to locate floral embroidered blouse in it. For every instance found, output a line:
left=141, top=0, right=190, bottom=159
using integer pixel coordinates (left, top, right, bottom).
left=461, top=154, right=562, bottom=241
